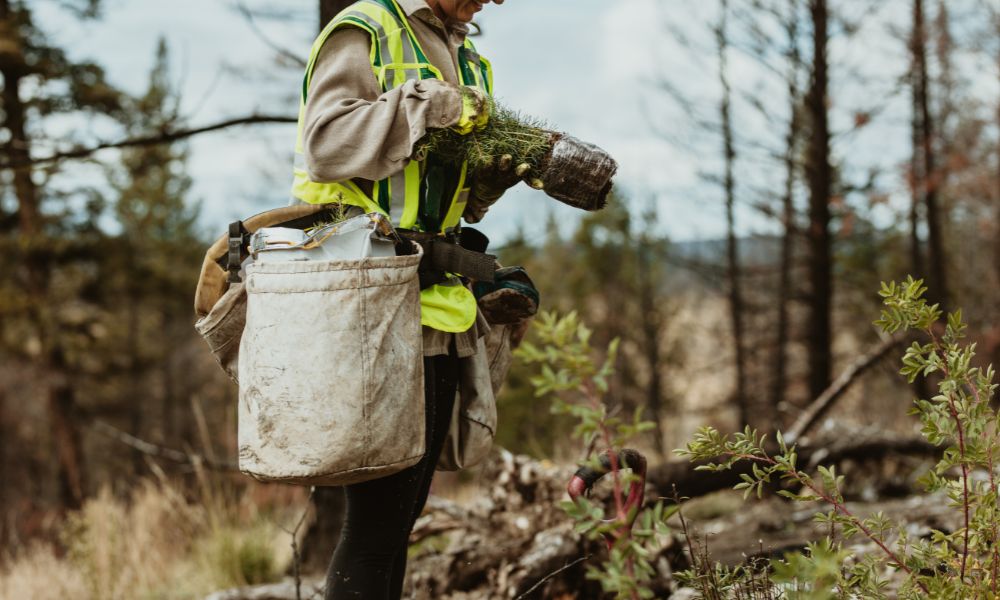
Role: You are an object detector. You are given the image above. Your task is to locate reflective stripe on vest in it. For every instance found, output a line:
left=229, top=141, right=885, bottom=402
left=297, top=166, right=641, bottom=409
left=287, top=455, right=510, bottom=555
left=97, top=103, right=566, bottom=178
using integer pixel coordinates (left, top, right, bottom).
left=290, top=0, right=492, bottom=333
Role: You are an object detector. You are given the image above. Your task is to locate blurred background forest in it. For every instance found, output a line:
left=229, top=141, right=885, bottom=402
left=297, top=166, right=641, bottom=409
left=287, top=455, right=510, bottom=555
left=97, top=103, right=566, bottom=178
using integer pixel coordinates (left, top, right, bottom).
left=0, top=0, right=998, bottom=597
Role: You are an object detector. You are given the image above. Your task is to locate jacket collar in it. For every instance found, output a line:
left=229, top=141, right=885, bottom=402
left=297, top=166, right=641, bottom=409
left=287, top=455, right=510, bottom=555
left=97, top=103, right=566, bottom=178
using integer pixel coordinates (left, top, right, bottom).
left=394, top=0, right=470, bottom=43
left=396, top=0, right=432, bottom=16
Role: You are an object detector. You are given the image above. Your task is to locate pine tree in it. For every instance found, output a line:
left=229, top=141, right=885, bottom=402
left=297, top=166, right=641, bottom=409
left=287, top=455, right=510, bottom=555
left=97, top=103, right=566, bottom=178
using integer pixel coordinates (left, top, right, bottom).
left=0, top=0, right=124, bottom=513
left=103, top=38, right=203, bottom=466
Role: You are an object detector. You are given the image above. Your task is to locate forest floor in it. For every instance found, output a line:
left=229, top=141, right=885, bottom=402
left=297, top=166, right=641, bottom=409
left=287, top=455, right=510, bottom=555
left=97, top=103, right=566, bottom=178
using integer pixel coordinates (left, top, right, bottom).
left=201, top=445, right=946, bottom=600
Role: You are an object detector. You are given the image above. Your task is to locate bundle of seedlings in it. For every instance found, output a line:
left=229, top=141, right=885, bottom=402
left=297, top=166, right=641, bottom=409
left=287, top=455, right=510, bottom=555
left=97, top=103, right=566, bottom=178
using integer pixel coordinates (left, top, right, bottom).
left=415, top=98, right=618, bottom=211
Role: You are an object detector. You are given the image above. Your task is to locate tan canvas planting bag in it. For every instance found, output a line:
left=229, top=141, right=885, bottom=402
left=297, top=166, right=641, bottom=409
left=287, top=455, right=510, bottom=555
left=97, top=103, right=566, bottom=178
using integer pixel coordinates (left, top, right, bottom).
left=238, top=244, right=425, bottom=486
left=194, top=205, right=333, bottom=383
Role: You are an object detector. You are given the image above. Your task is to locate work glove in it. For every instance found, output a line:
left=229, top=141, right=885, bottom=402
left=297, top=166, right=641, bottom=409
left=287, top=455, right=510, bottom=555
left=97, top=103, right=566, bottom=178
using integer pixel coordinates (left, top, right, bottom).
left=451, top=86, right=490, bottom=135
left=464, top=154, right=537, bottom=223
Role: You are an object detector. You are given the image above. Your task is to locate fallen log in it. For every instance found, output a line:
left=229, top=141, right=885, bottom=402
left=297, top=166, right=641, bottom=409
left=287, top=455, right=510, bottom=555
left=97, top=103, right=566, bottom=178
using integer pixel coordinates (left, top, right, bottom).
left=679, top=492, right=960, bottom=567
left=205, top=435, right=943, bottom=599
left=784, top=333, right=905, bottom=444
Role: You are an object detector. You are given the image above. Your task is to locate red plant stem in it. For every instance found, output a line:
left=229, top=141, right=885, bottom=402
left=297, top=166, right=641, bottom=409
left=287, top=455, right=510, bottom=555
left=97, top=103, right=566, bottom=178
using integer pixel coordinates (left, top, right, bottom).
left=603, top=424, right=626, bottom=521
left=582, top=379, right=638, bottom=600
left=727, top=451, right=930, bottom=594
left=585, top=380, right=625, bottom=521
left=927, top=329, right=971, bottom=583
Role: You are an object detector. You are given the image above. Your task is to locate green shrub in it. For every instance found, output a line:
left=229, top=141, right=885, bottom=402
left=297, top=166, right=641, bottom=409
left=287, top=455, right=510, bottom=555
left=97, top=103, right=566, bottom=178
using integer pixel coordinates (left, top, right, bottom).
left=195, top=522, right=279, bottom=588
left=677, top=277, right=999, bottom=599
left=517, top=311, right=672, bottom=599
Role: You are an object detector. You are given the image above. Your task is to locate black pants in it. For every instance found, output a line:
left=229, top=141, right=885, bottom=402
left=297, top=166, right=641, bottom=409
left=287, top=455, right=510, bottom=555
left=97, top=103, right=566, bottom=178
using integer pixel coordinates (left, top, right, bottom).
left=325, top=352, right=459, bottom=600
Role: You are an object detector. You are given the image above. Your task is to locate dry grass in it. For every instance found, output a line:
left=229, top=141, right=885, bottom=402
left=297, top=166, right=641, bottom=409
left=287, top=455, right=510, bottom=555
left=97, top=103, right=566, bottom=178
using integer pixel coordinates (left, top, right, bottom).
left=0, top=476, right=306, bottom=600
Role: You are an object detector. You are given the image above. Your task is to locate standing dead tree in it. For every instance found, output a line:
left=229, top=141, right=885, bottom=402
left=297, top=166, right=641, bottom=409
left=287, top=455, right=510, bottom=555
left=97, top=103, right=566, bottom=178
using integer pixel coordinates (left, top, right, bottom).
left=910, top=0, right=950, bottom=311
left=804, top=0, right=834, bottom=403
left=716, top=0, right=751, bottom=430
left=771, top=0, right=803, bottom=424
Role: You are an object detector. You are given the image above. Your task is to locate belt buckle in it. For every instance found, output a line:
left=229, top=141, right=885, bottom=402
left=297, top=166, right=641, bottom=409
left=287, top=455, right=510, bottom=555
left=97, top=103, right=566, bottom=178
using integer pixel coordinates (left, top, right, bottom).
left=441, top=226, right=460, bottom=244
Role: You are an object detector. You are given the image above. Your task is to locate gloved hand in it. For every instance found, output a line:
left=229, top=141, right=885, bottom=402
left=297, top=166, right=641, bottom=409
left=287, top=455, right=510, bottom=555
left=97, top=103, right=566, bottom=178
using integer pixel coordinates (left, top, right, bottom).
left=464, top=154, right=538, bottom=223
left=451, top=86, right=490, bottom=135
left=478, top=154, right=530, bottom=191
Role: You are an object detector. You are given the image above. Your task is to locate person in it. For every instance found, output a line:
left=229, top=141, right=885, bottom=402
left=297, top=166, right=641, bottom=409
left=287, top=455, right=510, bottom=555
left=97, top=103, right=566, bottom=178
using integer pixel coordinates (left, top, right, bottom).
left=289, top=0, right=517, bottom=598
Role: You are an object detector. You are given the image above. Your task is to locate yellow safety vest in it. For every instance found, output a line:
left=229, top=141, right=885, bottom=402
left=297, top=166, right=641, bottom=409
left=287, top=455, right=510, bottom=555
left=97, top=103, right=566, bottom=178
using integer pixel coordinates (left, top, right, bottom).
left=291, top=0, right=494, bottom=333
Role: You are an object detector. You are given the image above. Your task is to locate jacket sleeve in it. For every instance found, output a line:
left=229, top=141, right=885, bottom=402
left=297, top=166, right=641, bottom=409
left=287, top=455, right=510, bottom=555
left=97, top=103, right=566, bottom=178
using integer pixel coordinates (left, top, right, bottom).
left=302, top=27, right=463, bottom=183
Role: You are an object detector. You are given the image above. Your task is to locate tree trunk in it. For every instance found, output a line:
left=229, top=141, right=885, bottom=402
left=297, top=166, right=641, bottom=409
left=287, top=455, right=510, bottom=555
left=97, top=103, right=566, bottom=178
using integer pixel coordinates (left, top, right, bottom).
left=0, top=387, right=7, bottom=546
left=636, top=224, right=666, bottom=458
left=49, top=379, right=86, bottom=509
left=127, top=251, right=144, bottom=474
left=772, top=0, right=800, bottom=425
left=299, top=487, right=346, bottom=575
left=805, top=0, right=833, bottom=402
left=995, top=11, right=1000, bottom=293
left=319, top=0, right=354, bottom=30
left=908, top=37, right=925, bottom=283
left=0, top=17, right=36, bottom=237
left=908, top=0, right=934, bottom=402
left=717, top=0, right=749, bottom=428
left=995, top=29, right=1000, bottom=297
left=913, top=0, right=949, bottom=310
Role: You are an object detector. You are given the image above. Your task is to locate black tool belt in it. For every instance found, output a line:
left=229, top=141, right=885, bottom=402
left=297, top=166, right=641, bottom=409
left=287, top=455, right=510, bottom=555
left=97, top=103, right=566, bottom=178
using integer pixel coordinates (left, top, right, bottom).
left=398, top=228, right=497, bottom=289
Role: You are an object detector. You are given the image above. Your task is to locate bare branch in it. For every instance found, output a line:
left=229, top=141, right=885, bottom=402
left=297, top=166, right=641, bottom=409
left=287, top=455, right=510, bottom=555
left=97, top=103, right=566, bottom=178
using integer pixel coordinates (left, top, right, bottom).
left=279, top=488, right=315, bottom=600
left=514, top=555, right=591, bottom=600
left=234, top=0, right=308, bottom=68
left=90, top=419, right=239, bottom=472
left=2, top=114, right=297, bottom=168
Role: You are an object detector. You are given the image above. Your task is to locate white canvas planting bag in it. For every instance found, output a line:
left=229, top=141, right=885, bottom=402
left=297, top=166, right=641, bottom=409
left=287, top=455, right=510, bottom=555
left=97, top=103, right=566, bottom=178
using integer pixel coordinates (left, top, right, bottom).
left=237, top=242, right=425, bottom=486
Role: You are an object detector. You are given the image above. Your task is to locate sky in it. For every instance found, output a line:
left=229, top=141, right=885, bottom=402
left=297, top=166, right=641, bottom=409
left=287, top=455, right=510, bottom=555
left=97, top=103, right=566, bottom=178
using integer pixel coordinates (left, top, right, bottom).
left=28, top=0, right=1000, bottom=245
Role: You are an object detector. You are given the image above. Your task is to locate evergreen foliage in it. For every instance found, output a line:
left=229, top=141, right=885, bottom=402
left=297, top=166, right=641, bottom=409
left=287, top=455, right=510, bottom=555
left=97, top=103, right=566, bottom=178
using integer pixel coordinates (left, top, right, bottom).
left=414, top=99, right=552, bottom=172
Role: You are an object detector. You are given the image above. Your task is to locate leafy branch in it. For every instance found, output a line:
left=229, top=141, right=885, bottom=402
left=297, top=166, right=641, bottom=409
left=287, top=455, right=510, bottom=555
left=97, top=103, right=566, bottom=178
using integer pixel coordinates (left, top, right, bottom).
left=676, top=277, right=999, bottom=598
left=516, top=311, right=670, bottom=599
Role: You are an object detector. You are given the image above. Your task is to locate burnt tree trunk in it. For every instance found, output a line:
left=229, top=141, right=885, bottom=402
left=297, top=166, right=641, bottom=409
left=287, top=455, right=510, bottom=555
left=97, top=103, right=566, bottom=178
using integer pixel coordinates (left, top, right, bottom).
left=908, top=32, right=925, bottom=284
left=805, top=0, right=833, bottom=402
left=0, top=5, right=38, bottom=236
left=772, top=0, right=800, bottom=424
left=913, top=0, right=949, bottom=311
left=908, top=0, right=937, bottom=401
left=995, top=10, right=1000, bottom=294
left=636, top=222, right=666, bottom=458
left=717, top=0, right=749, bottom=428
